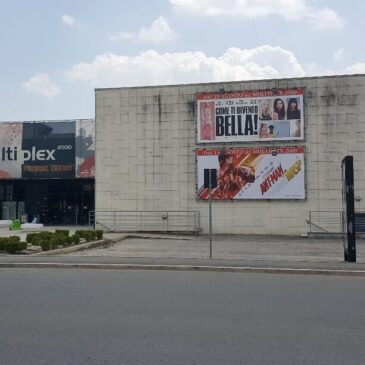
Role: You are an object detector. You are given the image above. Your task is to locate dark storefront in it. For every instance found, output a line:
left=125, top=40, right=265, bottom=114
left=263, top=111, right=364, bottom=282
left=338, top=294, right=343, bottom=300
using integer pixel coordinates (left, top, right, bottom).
left=0, top=119, right=95, bottom=225
left=0, top=179, right=94, bottom=225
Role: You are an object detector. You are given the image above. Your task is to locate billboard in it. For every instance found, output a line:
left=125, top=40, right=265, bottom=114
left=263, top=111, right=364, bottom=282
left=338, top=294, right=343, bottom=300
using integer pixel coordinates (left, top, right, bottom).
left=75, top=119, right=95, bottom=178
left=0, top=119, right=94, bottom=179
left=197, top=146, right=305, bottom=200
left=197, top=88, right=304, bottom=143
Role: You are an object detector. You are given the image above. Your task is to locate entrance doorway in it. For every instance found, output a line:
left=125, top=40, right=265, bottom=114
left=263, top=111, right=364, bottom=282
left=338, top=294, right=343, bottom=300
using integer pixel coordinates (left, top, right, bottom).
left=0, top=179, right=94, bottom=225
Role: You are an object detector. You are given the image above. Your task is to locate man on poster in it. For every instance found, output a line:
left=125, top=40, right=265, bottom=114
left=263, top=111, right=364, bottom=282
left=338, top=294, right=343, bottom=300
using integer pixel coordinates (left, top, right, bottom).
left=212, top=152, right=255, bottom=199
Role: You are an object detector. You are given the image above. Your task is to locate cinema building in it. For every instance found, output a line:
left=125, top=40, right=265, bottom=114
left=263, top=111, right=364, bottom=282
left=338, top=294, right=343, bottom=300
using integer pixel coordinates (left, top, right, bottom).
left=1, top=75, right=364, bottom=233
left=0, top=119, right=95, bottom=225
left=94, top=74, right=365, bottom=235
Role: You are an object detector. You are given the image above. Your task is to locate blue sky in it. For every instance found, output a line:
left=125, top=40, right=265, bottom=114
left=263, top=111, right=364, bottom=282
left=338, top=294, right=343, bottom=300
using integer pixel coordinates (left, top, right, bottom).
left=0, top=0, right=364, bottom=121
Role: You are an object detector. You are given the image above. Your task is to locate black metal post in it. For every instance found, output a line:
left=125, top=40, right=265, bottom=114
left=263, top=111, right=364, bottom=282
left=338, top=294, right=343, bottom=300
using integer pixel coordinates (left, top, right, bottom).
left=204, top=168, right=217, bottom=260
left=342, top=155, right=356, bottom=262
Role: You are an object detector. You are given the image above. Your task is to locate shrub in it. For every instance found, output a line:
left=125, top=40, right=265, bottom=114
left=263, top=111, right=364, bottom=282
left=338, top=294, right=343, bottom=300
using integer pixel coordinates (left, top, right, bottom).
left=55, top=230, right=70, bottom=236
left=4, top=242, right=17, bottom=253
left=72, top=234, right=81, bottom=245
left=39, top=241, right=51, bottom=251
left=39, top=232, right=57, bottom=249
left=26, top=232, right=53, bottom=246
left=18, top=241, right=27, bottom=251
left=5, top=236, right=22, bottom=253
left=0, top=237, right=7, bottom=251
left=26, top=233, right=38, bottom=245
left=86, top=231, right=96, bottom=242
left=20, top=229, right=98, bottom=252
left=64, top=236, right=74, bottom=246
left=75, top=230, right=97, bottom=242
left=49, top=236, right=63, bottom=249
left=75, top=230, right=86, bottom=238
left=56, top=233, right=71, bottom=245
left=39, top=231, right=53, bottom=240
left=78, top=231, right=88, bottom=241
left=25, top=232, right=69, bottom=251
left=96, top=230, right=103, bottom=240
left=0, top=237, right=27, bottom=254
left=9, top=236, right=21, bottom=243
left=6, top=241, right=27, bottom=254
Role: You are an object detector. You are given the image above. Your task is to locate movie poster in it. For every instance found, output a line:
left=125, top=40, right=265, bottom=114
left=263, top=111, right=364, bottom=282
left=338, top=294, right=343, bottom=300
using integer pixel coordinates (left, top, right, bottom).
left=75, top=119, right=95, bottom=177
left=0, top=123, right=23, bottom=178
left=197, top=88, right=304, bottom=143
left=197, top=146, right=305, bottom=200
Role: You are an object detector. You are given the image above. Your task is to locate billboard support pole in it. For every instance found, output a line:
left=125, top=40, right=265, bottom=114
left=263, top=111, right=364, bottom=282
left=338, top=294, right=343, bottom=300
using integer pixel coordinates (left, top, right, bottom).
left=204, top=168, right=217, bottom=260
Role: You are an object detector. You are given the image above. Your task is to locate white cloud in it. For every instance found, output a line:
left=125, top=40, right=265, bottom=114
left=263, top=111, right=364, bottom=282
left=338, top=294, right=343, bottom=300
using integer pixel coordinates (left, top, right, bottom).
left=22, top=73, right=60, bottom=99
left=62, top=14, right=77, bottom=27
left=302, top=62, right=335, bottom=76
left=308, top=8, right=345, bottom=30
left=65, top=45, right=305, bottom=88
left=170, top=0, right=344, bottom=30
left=302, top=61, right=365, bottom=77
left=138, top=16, right=176, bottom=43
left=108, top=16, right=176, bottom=44
left=333, top=48, right=344, bottom=62
left=344, top=63, right=365, bottom=74
left=170, top=0, right=306, bottom=19
left=108, top=31, right=134, bottom=41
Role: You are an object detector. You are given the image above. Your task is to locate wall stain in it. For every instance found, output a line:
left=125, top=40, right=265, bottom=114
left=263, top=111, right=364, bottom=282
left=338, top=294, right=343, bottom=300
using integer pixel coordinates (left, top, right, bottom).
left=320, top=88, right=337, bottom=106
left=154, top=95, right=162, bottom=123
left=187, top=101, right=196, bottom=117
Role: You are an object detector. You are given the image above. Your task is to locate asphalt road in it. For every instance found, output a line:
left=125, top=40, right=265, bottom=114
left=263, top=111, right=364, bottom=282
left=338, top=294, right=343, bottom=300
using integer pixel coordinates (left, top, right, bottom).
left=1, top=269, right=365, bottom=365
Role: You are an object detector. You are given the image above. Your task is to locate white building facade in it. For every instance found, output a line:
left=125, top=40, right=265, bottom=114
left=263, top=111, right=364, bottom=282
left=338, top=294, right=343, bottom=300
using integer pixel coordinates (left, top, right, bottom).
left=95, top=75, right=365, bottom=235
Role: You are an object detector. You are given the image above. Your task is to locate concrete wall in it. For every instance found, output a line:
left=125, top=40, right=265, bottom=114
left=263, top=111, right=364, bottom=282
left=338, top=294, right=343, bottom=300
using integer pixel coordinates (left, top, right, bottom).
left=95, top=75, right=365, bottom=235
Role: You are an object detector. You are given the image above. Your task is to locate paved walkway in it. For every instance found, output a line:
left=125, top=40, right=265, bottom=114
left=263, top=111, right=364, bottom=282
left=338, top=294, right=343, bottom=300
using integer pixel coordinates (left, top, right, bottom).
left=2, top=230, right=364, bottom=273
left=72, top=233, right=365, bottom=264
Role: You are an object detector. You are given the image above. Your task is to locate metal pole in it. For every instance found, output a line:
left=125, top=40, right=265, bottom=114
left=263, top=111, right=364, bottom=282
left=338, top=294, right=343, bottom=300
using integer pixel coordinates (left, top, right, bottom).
left=209, top=169, right=212, bottom=259
left=342, top=155, right=356, bottom=262
left=309, top=211, right=312, bottom=233
left=346, top=156, right=356, bottom=262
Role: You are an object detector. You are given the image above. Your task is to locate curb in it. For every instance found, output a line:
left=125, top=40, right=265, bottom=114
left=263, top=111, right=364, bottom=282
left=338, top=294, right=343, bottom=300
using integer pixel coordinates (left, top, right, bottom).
left=29, top=237, right=125, bottom=256
left=28, top=233, right=189, bottom=256
left=1, top=263, right=365, bottom=277
left=107, top=233, right=195, bottom=241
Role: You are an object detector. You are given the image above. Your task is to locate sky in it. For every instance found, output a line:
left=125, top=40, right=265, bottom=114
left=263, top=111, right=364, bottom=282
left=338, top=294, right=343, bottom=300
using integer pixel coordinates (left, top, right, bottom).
left=0, top=0, right=364, bottom=121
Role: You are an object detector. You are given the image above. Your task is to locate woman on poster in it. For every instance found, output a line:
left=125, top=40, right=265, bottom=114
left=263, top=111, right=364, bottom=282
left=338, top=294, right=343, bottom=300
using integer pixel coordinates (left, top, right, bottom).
left=200, top=102, right=215, bottom=140
left=259, top=123, right=270, bottom=138
left=292, top=119, right=301, bottom=138
left=286, top=98, right=301, bottom=119
left=259, top=99, right=272, bottom=121
left=272, top=98, right=286, bottom=120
